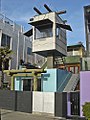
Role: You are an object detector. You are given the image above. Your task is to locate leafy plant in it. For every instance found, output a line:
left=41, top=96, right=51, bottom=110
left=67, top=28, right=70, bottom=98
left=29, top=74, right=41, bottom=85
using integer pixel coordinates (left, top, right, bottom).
left=82, top=102, right=90, bottom=119
left=0, top=47, right=13, bottom=89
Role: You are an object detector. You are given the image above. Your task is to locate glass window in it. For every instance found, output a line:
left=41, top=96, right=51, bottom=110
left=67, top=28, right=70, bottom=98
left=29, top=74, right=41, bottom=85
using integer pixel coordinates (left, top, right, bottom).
left=56, top=27, right=60, bottom=37
left=1, top=34, right=11, bottom=48
left=27, top=47, right=32, bottom=55
left=34, top=24, right=53, bottom=39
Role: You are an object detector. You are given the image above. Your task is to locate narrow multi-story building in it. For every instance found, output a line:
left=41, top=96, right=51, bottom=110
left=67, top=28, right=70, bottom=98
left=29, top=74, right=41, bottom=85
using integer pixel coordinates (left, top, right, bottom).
left=84, top=5, right=90, bottom=56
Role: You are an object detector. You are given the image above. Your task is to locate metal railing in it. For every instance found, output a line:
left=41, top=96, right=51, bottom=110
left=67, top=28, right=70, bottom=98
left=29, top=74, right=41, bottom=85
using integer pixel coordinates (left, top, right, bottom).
left=0, top=13, right=22, bottom=32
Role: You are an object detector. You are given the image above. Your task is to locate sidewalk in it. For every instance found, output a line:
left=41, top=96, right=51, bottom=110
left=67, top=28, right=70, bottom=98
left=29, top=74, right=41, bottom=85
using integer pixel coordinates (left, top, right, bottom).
left=0, top=109, right=66, bottom=120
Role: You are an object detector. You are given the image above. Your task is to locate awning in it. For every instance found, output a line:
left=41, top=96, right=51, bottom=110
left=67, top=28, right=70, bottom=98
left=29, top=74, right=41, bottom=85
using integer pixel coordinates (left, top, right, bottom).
left=56, top=23, right=72, bottom=31
left=29, top=19, right=53, bottom=26
left=24, top=29, right=33, bottom=37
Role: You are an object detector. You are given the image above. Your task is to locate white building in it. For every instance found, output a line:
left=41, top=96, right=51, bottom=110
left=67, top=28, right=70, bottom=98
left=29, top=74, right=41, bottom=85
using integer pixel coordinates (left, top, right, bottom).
left=0, top=13, right=35, bottom=70
left=28, top=7, right=72, bottom=68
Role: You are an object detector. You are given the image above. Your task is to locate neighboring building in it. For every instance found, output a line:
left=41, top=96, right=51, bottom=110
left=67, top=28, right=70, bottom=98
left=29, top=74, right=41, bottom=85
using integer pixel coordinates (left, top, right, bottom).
left=67, top=43, right=85, bottom=57
left=0, top=13, right=33, bottom=70
left=57, top=43, right=85, bottom=74
left=0, top=13, right=45, bottom=70
left=80, top=71, right=90, bottom=116
left=81, top=57, right=90, bottom=70
left=84, top=5, right=90, bottom=57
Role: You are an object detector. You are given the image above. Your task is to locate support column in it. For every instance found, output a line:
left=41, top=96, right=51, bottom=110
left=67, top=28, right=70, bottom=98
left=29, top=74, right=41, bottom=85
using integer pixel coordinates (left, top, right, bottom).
left=33, top=72, right=38, bottom=91
left=11, top=76, right=14, bottom=90
left=47, top=52, right=55, bottom=69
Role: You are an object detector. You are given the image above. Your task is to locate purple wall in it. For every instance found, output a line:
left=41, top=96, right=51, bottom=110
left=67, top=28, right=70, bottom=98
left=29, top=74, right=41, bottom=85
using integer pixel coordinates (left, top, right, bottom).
left=80, top=71, right=90, bottom=116
left=67, top=93, right=71, bottom=116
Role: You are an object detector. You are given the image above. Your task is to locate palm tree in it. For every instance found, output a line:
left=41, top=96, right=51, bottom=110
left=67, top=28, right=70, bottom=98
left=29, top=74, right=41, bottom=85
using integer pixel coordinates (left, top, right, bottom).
left=0, top=47, right=13, bottom=89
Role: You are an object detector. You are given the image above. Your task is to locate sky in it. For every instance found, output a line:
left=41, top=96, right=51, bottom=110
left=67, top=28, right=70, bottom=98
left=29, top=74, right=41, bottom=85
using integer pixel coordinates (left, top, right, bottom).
left=0, top=0, right=90, bottom=47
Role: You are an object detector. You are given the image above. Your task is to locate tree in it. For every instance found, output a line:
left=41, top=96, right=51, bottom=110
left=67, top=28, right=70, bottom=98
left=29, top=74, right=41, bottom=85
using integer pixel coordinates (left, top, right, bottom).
left=0, top=47, right=13, bottom=89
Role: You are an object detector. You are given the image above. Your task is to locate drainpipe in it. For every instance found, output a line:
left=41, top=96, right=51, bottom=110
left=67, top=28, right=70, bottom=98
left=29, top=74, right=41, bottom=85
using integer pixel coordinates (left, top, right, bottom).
left=16, top=31, right=19, bottom=69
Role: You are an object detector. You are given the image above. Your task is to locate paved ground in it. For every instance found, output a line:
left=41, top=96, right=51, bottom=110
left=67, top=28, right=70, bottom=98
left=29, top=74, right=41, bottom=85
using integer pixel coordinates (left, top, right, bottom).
left=0, top=109, right=67, bottom=120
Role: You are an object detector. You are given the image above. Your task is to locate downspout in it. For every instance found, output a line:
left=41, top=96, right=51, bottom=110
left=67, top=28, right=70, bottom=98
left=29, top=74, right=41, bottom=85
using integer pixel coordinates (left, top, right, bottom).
left=16, top=31, right=19, bottom=69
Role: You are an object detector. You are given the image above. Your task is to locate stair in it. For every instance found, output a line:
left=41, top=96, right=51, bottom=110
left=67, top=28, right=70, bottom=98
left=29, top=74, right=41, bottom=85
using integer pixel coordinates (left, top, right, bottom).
left=63, top=74, right=79, bottom=92
left=41, top=60, right=47, bottom=69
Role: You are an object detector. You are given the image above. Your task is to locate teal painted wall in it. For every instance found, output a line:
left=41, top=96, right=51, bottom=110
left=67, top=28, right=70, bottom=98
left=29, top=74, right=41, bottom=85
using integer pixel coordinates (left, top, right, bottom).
left=41, top=69, right=57, bottom=92
left=57, top=69, right=72, bottom=92
left=14, top=76, right=32, bottom=91
left=41, top=69, right=71, bottom=92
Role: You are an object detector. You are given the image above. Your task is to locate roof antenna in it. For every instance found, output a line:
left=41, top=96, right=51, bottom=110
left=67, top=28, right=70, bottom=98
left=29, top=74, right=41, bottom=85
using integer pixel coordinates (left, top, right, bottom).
left=33, top=7, right=42, bottom=15
left=44, top=4, right=52, bottom=12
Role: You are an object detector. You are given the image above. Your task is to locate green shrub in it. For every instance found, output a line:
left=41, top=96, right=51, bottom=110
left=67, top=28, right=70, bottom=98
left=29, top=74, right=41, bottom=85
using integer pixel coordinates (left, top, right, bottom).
left=82, top=102, right=90, bottom=119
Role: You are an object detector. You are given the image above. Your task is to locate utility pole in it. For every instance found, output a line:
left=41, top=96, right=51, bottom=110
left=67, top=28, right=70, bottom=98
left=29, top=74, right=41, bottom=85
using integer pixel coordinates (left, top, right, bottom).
left=0, top=0, right=1, bottom=12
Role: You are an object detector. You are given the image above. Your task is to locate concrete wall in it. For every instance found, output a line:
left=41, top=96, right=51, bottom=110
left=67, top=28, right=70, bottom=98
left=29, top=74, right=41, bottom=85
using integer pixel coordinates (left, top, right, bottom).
left=33, top=92, right=67, bottom=117
left=0, top=90, right=32, bottom=113
left=16, top=91, right=32, bottom=113
left=0, top=90, right=16, bottom=110
left=0, top=90, right=68, bottom=117
left=32, top=12, right=67, bottom=56
left=33, top=92, right=55, bottom=115
left=55, top=14, right=67, bottom=56
left=80, top=71, right=90, bottom=116
left=55, top=92, right=67, bottom=117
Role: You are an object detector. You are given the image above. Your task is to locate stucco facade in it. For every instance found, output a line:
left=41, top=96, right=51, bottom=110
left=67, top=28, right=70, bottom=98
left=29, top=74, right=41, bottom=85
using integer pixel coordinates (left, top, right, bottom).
left=0, top=13, right=33, bottom=70
left=80, top=71, right=90, bottom=116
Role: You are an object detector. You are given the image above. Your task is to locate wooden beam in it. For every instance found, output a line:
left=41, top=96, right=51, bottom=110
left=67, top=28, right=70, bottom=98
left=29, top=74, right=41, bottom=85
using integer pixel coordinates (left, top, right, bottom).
left=33, top=7, right=42, bottom=15
left=12, top=73, right=41, bottom=77
left=4, top=69, right=45, bottom=75
left=56, top=10, right=66, bottom=15
left=44, top=4, right=52, bottom=12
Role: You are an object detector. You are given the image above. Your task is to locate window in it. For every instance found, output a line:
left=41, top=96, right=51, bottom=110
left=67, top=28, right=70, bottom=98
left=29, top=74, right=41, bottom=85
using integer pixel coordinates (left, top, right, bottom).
left=56, top=27, right=60, bottom=37
left=35, top=24, right=53, bottom=39
left=27, top=47, right=32, bottom=55
left=1, top=34, right=11, bottom=48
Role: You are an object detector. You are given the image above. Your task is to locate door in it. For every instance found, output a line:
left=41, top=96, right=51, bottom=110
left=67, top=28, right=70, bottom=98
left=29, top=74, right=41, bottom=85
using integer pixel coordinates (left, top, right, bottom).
left=70, top=92, right=80, bottom=115
left=23, top=79, right=32, bottom=91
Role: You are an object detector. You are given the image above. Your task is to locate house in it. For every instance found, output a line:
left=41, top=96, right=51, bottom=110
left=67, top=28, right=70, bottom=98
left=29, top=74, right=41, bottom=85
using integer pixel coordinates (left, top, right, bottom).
left=57, top=43, right=85, bottom=74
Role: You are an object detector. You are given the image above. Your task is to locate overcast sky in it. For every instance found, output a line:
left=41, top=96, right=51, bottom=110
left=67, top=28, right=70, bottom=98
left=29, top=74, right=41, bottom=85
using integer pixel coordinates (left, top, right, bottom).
left=1, top=0, right=90, bottom=47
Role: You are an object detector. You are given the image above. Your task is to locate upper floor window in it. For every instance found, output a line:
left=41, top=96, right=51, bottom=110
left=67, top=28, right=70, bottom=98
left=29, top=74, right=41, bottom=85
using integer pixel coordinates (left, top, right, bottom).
left=1, top=34, right=11, bottom=48
left=27, top=47, right=32, bottom=55
left=34, top=24, right=53, bottom=39
left=56, top=26, right=66, bottom=40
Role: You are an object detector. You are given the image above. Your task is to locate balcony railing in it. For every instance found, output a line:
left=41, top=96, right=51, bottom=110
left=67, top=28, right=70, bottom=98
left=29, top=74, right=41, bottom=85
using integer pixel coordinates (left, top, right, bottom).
left=0, top=13, right=22, bottom=32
